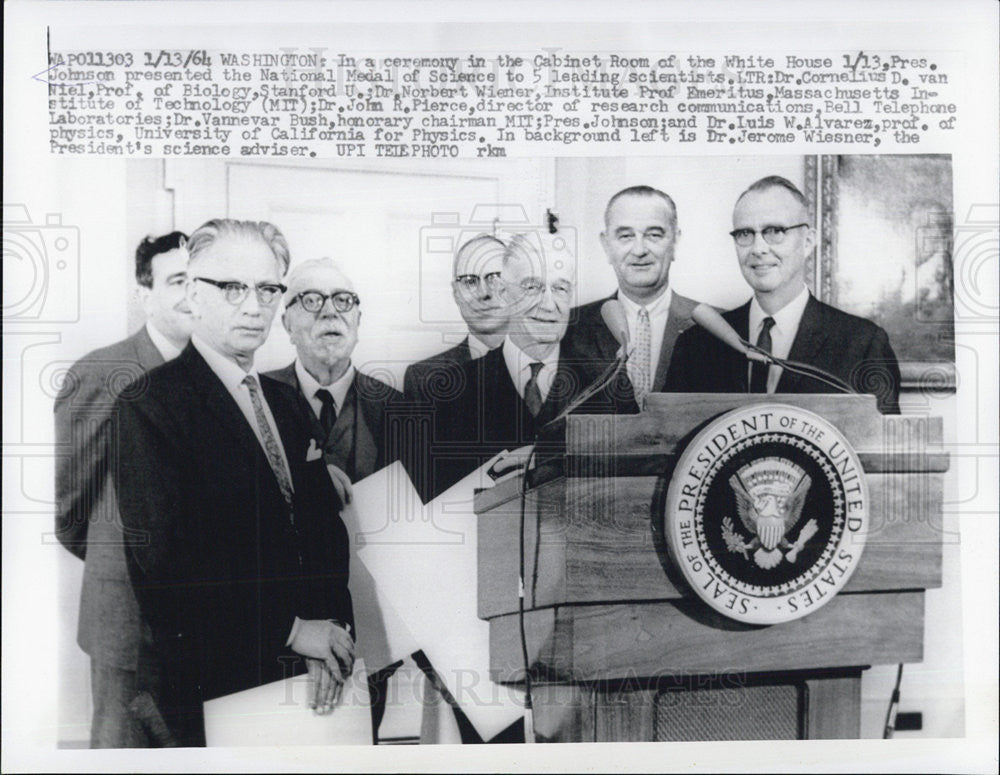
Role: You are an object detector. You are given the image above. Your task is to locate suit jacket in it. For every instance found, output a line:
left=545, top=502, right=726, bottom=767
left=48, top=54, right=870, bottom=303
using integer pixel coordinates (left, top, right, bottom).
left=265, top=363, right=405, bottom=482
left=112, top=343, right=353, bottom=746
left=54, top=326, right=164, bottom=671
left=665, top=294, right=901, bottom=414
left=414, top=346, right=637, bottom=501
left=562, top=291, right=700, bottom=395
left=402, top=338, right=472, bottom=401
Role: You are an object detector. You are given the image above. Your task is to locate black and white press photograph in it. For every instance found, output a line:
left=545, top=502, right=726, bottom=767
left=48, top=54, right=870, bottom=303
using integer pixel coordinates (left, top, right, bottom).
left=3, top=3, right=997, bottom=773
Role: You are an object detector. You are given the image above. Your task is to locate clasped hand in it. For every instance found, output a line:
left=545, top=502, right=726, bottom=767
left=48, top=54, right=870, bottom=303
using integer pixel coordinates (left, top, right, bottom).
left=289, top=618, right=355, bottom=715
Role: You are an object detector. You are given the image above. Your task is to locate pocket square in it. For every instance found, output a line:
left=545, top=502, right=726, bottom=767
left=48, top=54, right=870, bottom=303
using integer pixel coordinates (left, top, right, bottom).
left=306, top=439, right=323, bottom=462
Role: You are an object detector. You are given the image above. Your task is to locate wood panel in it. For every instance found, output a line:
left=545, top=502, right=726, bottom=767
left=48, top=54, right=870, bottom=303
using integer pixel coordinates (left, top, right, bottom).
left=805, top=672, right=862, bottom=739
left=478, top=473, right=944, bottom=619
left=567, top=394, right=943, bottom=458
left=489, top=591, right=924, bottom=683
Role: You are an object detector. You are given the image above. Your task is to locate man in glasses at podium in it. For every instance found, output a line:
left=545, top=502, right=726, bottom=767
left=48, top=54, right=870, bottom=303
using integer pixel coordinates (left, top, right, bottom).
left=666, top=175, right=900, bottom=414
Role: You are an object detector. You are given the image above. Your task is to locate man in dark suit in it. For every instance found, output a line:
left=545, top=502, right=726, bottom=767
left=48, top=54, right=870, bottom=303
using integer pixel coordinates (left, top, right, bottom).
left=403, top=234, right=508, bottom=400
left=266, top=258, right=404, bottom=482
left=112, top=219, right=354, bottom=747
left=55, top=230, right=191, bottom=748
left=666, top=176, right=900, bottom=414
left=563, top=185, right=701, bottom=405
left=425, top=232, right=636, bottom=501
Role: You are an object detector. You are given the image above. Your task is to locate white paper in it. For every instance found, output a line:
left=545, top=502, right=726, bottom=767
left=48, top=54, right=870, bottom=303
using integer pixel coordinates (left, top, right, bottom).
left=204, top=660, right=372, bottom=747
left=351, top=461, right=526, bottom=740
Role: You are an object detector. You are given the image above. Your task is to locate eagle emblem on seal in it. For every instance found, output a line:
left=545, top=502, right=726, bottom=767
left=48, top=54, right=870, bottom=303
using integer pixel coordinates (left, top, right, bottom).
left=722, top=456, right=818, bottom=569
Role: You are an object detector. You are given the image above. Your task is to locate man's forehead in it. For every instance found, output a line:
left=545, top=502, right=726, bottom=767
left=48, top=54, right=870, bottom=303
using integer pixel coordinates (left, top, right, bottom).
left=606, top=194, right=674, bottom=227
left=506, top=248, right=575, bottom=283
left=152, top=247, right=189, bottom=270
left=289, top=263, right=354, bottom=292
left=455, top=238, right=504, bottom=273
left=733, top=187, right=807, bottom=224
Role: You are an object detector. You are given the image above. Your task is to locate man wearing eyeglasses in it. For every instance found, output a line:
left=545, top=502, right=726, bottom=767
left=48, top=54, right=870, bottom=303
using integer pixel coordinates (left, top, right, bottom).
left=55, top=231, right=190, bottom=748
left=112, top=219, right=355, bottom=746
left=266, top=258, right=403, bottom=482
left=403, top=234, right=508, bottom=400
left=665, top=176, right=900, bottom=414
left=425, top=232, right=635, bottom=501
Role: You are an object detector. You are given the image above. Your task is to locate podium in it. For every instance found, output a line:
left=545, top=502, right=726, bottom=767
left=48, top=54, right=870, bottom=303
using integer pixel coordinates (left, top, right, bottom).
left=474, top=394, right=947, bottom=742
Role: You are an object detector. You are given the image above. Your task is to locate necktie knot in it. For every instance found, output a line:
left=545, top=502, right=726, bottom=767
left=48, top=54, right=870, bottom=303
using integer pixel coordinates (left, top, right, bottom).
left=243, top=374, right=259, bottom=392
left=760, top=316, right=775, bottom=337
left=528, top=361, right=544, bottom=379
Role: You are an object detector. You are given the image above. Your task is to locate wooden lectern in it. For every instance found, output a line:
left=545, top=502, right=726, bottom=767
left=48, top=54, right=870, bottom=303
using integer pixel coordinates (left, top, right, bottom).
left=474, top=394, right=947, bottom=742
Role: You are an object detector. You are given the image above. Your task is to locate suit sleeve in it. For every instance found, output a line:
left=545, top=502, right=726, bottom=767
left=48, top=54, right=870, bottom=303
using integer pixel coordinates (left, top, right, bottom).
left=112, top=392, right=196, bottom=638
left=855, top=326, right=901, bottom=415
left=54, top=361, right=112, bottom=560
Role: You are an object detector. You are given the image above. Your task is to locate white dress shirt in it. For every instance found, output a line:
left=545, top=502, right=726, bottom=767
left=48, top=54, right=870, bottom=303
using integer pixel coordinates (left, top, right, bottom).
left=502, top=337, right=560, bottom=403
left=619, top=285, right=673, bottom=366
left=748, top=284, right=810, bottom=393
left=467, top=333, right=492, bottom=360
left=145, top=321, right=183, bottom=362
left=295, top=359, right=355, bottom=421
left=191, top=335, right=293, bottom=490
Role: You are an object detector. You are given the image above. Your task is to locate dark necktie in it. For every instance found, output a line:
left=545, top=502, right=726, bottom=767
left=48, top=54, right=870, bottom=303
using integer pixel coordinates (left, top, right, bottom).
left=316, top=388, right=337, bottom=438
left=524, top=362, right=544, bottom=417
left=750, top=316, right=775, bottom=393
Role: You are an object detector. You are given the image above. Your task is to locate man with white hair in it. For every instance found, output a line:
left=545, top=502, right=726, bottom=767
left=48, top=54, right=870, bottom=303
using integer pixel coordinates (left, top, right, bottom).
left=266, top=258, right=404, bottom=481
left=113, top=219, right=354, bottom=746
left=423, top=232, right=635, bottom=501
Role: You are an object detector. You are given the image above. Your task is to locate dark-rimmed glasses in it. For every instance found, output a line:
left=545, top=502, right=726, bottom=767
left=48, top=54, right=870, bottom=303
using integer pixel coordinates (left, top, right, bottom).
left=729, top=223, right=809, bottom=247
left=194, top=277, right=286, bottom=306
left=287, top=290, right=361, bottom=314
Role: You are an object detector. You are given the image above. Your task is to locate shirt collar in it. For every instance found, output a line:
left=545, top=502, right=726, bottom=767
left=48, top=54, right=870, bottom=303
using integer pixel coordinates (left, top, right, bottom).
left=145, top=321, right=183, bottom=362
left=295, top=359, right=355, bottom=410
left=618, top=284, right=672, bottom=318
left=467, top=333, right=492, bottom=360
left=502, top=335, right=560, bottom=381
left=749, top=284, right=810, bottom=339
left=191, top=334, right=260, bottom=391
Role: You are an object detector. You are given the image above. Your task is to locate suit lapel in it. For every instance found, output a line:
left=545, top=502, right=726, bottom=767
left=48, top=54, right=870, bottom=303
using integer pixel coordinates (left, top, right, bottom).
left=652, top=294, right=695, bottom=392
left=350, top=375, right=379, bottom=479
left=179, top=344, right=267, bottom=458
left=130, top=326, right=166, bottom=371
left=727, top=303, right=753, bottom=392
left=778, top=295, right=828, bottom=392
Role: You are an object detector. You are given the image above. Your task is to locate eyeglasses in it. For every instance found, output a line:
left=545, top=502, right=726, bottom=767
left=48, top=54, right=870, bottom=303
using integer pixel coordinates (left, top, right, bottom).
left=454, top=272, right=503, bottom=293
left=729, top=223, right=809, bottom=247
left=287, top=290, right=361, bottom=314
left=194, top=277, right=286, bottom=306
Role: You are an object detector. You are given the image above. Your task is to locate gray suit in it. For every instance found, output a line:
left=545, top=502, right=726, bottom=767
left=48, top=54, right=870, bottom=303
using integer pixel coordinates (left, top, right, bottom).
left=55, top=326, right=164, bottom=747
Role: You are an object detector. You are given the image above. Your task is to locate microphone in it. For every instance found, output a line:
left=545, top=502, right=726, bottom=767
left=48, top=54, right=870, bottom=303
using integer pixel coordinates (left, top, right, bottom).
left=690, top=303, right=854, bottom=394
left=543, top=301, right=631, bottom=429
left=691, top=304, right=768, bottom=363
left=600, top=299, right=629, bottom=352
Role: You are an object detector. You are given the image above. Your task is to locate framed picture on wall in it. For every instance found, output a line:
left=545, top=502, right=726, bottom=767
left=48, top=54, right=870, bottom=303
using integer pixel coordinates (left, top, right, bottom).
left=808, top=154, right=956, bottom=390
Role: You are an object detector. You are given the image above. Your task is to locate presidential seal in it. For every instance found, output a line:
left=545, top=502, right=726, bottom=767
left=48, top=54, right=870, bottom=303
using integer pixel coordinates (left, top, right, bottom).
left=660, top=404, right=868, bottom=625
